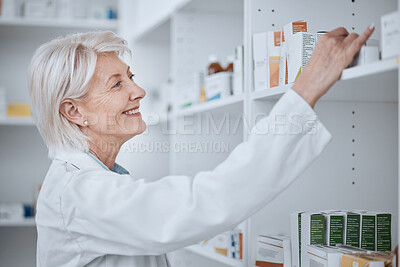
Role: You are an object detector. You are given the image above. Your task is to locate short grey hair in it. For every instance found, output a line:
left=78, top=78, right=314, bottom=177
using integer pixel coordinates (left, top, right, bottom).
left=28, top=31, right=131, bottom=158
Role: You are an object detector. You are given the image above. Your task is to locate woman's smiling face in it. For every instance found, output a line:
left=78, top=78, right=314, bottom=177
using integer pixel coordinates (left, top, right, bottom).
left=79, top=52, right=146, bottom=146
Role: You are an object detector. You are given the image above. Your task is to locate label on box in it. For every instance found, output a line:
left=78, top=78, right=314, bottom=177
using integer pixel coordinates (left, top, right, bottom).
left=346, top=214, right=361, bottom=247
left=360, top=215, right=376, bottom=250
left=310, top=215, right=325, bottom=245
left=329, top=215, right=344, bottom=246
left=376, top=214, right=391, bottom=251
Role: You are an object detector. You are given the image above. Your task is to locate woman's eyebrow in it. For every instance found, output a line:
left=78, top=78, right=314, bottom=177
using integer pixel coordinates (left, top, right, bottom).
left=106, top=73, right=121, bottom=85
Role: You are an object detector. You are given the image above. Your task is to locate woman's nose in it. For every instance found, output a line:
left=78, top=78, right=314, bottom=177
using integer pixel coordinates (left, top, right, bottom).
left=129, top=84, right=146, bottom=102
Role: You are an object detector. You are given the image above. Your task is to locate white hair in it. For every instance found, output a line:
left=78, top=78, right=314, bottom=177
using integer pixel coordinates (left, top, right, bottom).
left=28, top=31, right=131, bottom=158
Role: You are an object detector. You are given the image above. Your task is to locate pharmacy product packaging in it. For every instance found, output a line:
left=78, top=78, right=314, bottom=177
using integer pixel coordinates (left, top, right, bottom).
left=255, top=235, right=291, bottom=267
left=233, top=45, right=244, bottom=95
left=25, top=0, right=57, bottom=18
left=205, top=72, right=232, bottom=101
left=7, top=103, right=32, bottom=117
left=209, top=231, right=231, bottom=256
left=373, top=212, right=392, bottom=251
left=315, top=31, right=327, bottom=44
left=0, top=86, right=6, bottom=118
left=350, top=39, right=380, bottom=66
left=287, top=32, right=315, bottom=83
left=291, top=211, right=304, bottom=267
left=381, top=11, right=400, bottom=59
left=267, top=31, right=281, bottom=88
left=0, top=0, right=17, bottom=18
left=231, top=228, right=242, bottom=260
left=360, top=212, right=376, bottom=250
left=341, top=253, right=386, bottom=267
left=279, top=20, right=308, bottom=86
left=253, top=32, right=268, bottom=91
left=0, top=202, right=24, bottom=221
left=301, top=212, right=325, bottom=267
left=304, top=245, right=342, bottom=267
left=325, top=212, right=344, bottom=246
left=344, top=212, right=361, bottom=248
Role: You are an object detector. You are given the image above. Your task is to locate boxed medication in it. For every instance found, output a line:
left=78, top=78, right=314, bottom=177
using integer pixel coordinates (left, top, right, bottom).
left=0, top=202, right=24, bottom=221
left=287, top=32, right=315, bottom=83
left=301, top=212, right=325, bottom=267
left=375, top=212, right=392, bottom=251
left=291, top=211, right=304, bottom=267
left=253, top=32, right=268, bottom=91
left=205, top=72, right=232, bottom=101
left=304, top=245, right=342, bottom=267
left=7, top=103, right=32, bottom=117
left=360, top=212, right=376, bottom=250
left=255, top=234, right=291, bottom=267
left=325, top=212, right=344, bottom=246
left=344, top=212, right=361, bottom=248
left=341, top=253, right=386, bottom=267
left=350, top=39, right=380, bottom=66
left=267, top=31, right=281, bottom=88
left=279, top=20, right=308, bottom=86
left=381, top=11, right=400, bottom=59
left=233, top=45, right=244, bottom=95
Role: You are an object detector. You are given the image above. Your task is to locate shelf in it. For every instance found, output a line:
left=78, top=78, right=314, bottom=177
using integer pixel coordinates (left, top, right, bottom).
left=0, top=17, right=118, bottom=29
left=0, top=218, right=36, bottom=227
left=184, top=244, right=244, bottom=267
left=252, top=57, right=399, bottom=101
left=176, top=94, right=244, bottom=116
left=0, top=117, right=35, bottom=126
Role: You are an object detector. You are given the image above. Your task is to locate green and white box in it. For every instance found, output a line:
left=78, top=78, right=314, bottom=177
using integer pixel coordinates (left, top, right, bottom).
left=360, top=212, right=376, bottom=250
left=325, top=212, right=344, bottom=246
left=301, top=212, right=326, bottom=267
left=374, top=212, right=392, bottom=251
left=344, top=212, right=361, bottom=248
left=291, top=211, right=304, bottom=267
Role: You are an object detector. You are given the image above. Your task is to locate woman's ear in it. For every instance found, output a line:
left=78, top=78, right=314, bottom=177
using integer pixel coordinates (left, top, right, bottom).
left=59, top=99, right=85, bottom=126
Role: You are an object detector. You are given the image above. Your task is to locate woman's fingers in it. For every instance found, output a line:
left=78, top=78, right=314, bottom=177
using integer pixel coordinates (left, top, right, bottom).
left=346, top=25, right=375, bottom=60
left=329, top=27, right=350, bottom=37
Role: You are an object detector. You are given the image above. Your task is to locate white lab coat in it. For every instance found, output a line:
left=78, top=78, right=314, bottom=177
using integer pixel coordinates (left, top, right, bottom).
left=35, top=89, right=332, bottom=267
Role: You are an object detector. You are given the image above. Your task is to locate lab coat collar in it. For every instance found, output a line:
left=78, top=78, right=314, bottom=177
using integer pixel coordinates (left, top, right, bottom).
left=53, top=148, right=103, bottom=171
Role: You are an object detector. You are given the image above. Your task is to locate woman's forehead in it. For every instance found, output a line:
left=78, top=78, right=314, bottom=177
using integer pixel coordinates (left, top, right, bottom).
left=96, top=53, right=128, bottom=74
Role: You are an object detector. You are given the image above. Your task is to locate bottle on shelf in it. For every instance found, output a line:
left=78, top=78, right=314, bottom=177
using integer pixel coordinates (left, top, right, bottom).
left=225, top=55, right=234, bottom=72
left=207, top=55, right=224, bottom=75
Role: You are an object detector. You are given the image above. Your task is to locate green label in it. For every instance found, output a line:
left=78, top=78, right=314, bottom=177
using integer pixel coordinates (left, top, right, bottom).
left=310, top=215, right=325, bottom=245
left=299, top=214, right=301, bottom=267
left=329, top=215, right=344, bottom=246
left=361, top=215, right=376, bottom=250
left=346, top=214, right=361, bottom=247
left=376, top=214, right=391, bottom=251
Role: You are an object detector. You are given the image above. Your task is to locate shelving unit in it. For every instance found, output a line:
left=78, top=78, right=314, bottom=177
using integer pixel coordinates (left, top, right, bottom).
left=0, top=218, right=35, bottom=227
left=0, top=117, right=35, bottom=126
left=0, top=17, right=118, bottom=29
left=176, top=94, right=244, bottom=116
left=184, top=244, right=244, bottom=267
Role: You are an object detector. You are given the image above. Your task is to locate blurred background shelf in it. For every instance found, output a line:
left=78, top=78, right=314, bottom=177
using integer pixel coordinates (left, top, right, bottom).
left=184, top=244, right=244, bottom=267
left=0, top=17, right=118, bottom=29
left=0, top=218, right=35, bottom=227
left=176, top=94, right=244, bottom=116
left=0, top=117, right=35, bottom=126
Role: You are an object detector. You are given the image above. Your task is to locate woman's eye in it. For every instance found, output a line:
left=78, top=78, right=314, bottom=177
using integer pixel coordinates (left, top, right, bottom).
left=129, top=74, right=135, bottom=80
left=113, top=81, right=121, bottom=88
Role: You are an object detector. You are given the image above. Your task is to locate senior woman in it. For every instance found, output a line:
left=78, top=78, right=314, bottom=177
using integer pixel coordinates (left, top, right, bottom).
left=28, top=25, right=374, bottom=266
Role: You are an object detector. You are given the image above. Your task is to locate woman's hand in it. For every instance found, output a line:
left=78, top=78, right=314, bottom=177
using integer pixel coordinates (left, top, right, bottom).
left=292, top=24, right=375, bottom=108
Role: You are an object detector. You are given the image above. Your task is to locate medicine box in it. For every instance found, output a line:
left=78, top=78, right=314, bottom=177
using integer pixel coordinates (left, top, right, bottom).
left=256, top=235, right=291, bottom=267
left=267, top=31, right=281, bottom=88
left=233, top=45, right=244, bottom=95
left=287, top=32, right=315, bottom=84
left=205, top=72, right=232, bottom=101
left=325, top=212, right=344, bottom=247
left=290, top=211, right=303, bottom=267
left=360, top=212, right=376, bottom=250
left=301, top=212, right=325, bottom=267
left=304, top=245, right=342, bottom=267
left=350, top=39, right=380, bottom=66
left=381, top=11, right=400, bottom=59
left=253, top=32, right=267, bottom=91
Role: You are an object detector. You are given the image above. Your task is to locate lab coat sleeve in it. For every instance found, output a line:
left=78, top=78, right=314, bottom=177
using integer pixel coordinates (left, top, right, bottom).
left=60, top=88, right=332, bottom=256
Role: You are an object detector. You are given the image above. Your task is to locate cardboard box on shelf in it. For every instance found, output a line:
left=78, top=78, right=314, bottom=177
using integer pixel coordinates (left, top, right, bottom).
left=291, top=211, right=304, bottom=267
left=253, top=32, right=268, bottom=91
left=287, top=32, right=315, bottom=83
left=6, top=103, right=32, bottom=117
left=381, top=11, right=400, bottom=59
left=233, top=45, right=244, bottom=96
left=205, top=72, right=232, bottom=101
left=325, top=212, right=344, bottom=247
left=267, top=31, right=281, bottom=88
left=256, top=234, right=291, bottom=267
left=301, top=212, right=325, bottom=267
left=279, top=20, right=308, bottom=86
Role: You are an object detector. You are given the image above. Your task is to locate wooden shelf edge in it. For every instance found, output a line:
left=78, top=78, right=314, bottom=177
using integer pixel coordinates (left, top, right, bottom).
left=184, top=245, right=244, bottom=267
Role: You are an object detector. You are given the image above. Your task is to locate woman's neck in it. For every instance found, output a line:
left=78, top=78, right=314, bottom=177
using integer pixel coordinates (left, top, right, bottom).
left=88, top=140, right=122, bottom=170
